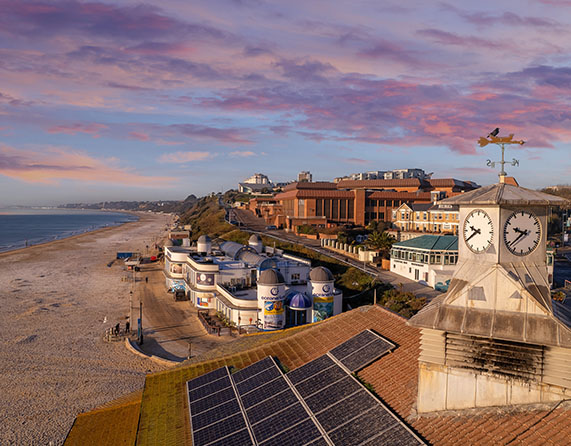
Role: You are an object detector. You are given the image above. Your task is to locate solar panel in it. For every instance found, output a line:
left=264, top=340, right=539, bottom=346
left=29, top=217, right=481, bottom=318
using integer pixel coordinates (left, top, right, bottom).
left=233, top=357, right=276, bottom=384
left=258, top=418, right=323, bottom=446
left=188, top=375, right=232, bottom=401
left=236, top=366, right=283, bottom=395
left=190, top=386, right=236, bottom=415
left=186, top=329, right=423, bottom=446
left=246, top=389, right=298, bottom=424
left=191, top=399, right=241, bottom=431
left=329, top=329, right=395, bottom=372
left=338, top=338, right=395, bottom=372
left=193, top=412, right=250, bottom=446
left=327, top=406, right=399, bottom=446
left=329, top=330, right=378, bottom=360
left=240, top=376, right=290, bottom=408
left=315, top=390, right=377, bottom=432
left=205, top=428, right=253, bottom=446
left=303, top=375, right=362, bottom=414
left=294, top=363, right=347, bottom=398
left=251, top=401, right=310, bottom=443
left=187, top=367, right=229, bottom=390
left=362, top=423, right=424, bottom=446
left=286, top=355, right=335, bottom=384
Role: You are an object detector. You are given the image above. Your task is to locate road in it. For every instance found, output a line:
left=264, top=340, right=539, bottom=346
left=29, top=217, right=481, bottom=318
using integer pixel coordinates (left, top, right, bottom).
left=230, top=208, right=442, bottom=302
left=134, top=262, right=234, bottom=362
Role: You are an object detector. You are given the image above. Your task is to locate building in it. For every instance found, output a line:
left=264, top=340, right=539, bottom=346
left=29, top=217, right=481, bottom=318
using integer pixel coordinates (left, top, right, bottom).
left=390, top=235, right=458, bottom=289
left=297, top=171, right=312, bottom=182
left=409, top=180, right=569, bottom=413
left=163, top=235, right=342, bottom=330
left=393, top=202, right=460, bottom=236
left=384, top=168, right=429, bottom=180
left=243, top=173, right=271, bottom=184
left=238, top=173, right=274, bottom=194
left=261, top=177, right=477, bottom=231
left=66, top=180, right=571, bottom=446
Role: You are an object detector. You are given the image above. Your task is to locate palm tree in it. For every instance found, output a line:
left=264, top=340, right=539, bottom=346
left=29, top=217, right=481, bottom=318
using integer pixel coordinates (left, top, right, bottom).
left=367, top=231, right=396, bottom=259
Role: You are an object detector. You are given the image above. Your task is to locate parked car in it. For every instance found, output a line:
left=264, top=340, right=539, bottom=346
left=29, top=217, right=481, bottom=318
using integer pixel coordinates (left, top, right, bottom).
left=266, top=225, right=277, bottom=230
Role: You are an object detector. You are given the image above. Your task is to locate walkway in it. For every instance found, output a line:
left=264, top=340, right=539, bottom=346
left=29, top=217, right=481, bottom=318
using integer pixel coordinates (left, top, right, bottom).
left=133, top=263, right=234, bottom=362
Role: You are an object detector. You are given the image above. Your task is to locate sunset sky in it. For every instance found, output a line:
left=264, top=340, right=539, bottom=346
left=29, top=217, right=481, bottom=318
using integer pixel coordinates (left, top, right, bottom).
left=1, top=0, right=570, bottom=205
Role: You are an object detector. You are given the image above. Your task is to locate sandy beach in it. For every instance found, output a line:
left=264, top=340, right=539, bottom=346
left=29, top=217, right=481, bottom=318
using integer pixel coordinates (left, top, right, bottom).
left=0, top=212, right=174, bottom=445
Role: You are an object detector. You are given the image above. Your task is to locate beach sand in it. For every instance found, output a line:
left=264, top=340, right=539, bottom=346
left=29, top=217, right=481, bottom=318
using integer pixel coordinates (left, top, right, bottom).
left=0, top=212, right=173, bottom=445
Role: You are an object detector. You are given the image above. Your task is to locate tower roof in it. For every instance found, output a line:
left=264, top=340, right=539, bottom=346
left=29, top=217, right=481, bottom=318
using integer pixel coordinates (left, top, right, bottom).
left=309, top=266, right=334, bottom=282
left=258, top=268, right=285, bottom=285
left=440, top=182, right=568, bottom=206
left=286, top=291, right=312, bottom=309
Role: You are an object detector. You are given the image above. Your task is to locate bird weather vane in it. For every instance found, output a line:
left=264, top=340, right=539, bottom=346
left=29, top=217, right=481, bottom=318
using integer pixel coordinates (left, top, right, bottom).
left=478, top=128, right=524, bottom=179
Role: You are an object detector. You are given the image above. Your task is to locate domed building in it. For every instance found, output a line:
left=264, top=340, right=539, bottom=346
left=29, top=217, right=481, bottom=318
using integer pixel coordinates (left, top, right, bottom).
left=285, top=291, right=312, bottom=326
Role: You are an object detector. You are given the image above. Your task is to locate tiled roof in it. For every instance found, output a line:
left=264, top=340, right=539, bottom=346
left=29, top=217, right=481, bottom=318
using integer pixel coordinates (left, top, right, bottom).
left=368, top=191, right=432, bottom=200
left=441, top=182, right=569, bottom=206
left=337, top=178, right=423, bottom=189
left=69, top=305, right=571, bottom=446
left=283, top=181, right=338, bottom=191
left=393, top=235, right=458, bottom=251
left=275, top=189, right=355, bottom=200
left=427, top=178, right=477, bottom=189
left=64, top=392, right=143, bottom=446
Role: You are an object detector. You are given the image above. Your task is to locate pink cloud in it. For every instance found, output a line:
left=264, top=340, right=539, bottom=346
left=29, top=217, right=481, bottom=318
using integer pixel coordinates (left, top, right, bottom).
left=129, top=131, right=150, bottom=141
left=0, top=144, right=172, bottom=186
left=158, top=151, right=212, bottom=163
left=229, top=150, right=255, bottom=157
left=47, top=123, right=108, bottom=138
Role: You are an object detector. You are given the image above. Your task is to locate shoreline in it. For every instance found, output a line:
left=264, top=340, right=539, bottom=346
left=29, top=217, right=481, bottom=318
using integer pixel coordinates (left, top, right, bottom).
left=0, top=210, right=174, bottom=444
left=0, top=210, right=146, bottom=258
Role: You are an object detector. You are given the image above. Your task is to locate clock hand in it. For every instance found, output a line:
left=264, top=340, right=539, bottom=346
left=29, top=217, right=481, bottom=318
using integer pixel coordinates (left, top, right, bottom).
left=509, top=231, right=527, bottom=247
left=465, top=228, right=481, bottom=242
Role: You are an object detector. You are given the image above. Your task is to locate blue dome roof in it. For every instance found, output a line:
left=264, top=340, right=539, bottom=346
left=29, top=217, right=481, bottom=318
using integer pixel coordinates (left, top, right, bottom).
left=286, top=291, right=312, bottom=309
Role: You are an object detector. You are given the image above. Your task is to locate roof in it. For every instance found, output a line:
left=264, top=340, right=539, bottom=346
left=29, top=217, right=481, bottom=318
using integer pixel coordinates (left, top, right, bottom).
left=285, top=291, right=312, bottom=309
left=427, top=178, right=478, bottom=189
left=368, top=191, right=432, bottom=200
left=393, top=235, right=458, bottom=251
left=309, top=266, right=334, bottom=282
left=258, top=268, right=285, bottom=285
left=275, top=189, right=354, bottom=200
left=67, top=305, right=571, bottom=446
left=283, top=181, right=338, bottom=191
left=410, top=203, right=433, bottom=212
left=441, top=182, right=569, bottom=206
left=197, top=235, right=210, bottom=243
left=336, top=178, right=423, bottom=189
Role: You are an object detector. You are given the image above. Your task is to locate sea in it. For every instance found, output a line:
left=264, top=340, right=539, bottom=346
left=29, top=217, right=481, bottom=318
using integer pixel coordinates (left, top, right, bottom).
left=0, top=208, right=139, bottom=253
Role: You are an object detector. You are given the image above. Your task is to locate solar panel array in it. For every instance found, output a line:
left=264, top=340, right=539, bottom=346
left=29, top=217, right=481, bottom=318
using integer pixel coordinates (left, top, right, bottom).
left=186, top=330, right=424, bottom=446
left=329, top=329, right=395, bottom=372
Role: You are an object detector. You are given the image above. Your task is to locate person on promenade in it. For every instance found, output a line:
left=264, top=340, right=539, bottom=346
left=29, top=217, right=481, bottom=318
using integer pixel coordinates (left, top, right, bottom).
left=145, top=276, right=148, bottom=284
left=125, top=321, right=130, bottom=334
left=115, top=323, right=120, bottom=336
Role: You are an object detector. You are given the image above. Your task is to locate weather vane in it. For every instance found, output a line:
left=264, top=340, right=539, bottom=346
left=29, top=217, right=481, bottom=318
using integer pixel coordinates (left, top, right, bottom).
left=478, top=128, right=524, bottom=181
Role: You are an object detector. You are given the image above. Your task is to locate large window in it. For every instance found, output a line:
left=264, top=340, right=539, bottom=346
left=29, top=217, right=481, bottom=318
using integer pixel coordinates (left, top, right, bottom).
left=340, top=200, right=347, bottom=219
left=332, top=200, right=338, bottom=219
left=348, top=200, right=354, bottom=219
left=316, top=199, right=323, bottom=216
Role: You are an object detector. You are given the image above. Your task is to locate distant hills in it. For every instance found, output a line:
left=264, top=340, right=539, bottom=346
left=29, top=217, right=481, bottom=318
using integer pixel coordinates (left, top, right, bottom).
left=60, top=194, right=198, bottom=214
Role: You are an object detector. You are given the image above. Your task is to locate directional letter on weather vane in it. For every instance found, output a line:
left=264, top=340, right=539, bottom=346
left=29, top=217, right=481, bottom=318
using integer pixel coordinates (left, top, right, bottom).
left=478, top=128, right=524, bottom=178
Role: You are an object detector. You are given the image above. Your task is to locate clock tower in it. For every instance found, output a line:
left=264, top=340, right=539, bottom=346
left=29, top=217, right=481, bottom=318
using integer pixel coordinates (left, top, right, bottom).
left=409, top=134, right=571, bottom=413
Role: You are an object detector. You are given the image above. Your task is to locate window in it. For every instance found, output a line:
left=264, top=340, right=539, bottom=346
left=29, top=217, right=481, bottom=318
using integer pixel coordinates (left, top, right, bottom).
left=423, top=212, right=427, bottom=220
left=378, top=200, right=385, bottom=206
left=379, top=212, right=384, bottom=220
left=430, top=255, right=435, bottom=264
left=401, top=211, right=405, bottom=219
left=416, top=212, right=420, bottom=219
left=291, top=273, right=300, bottom=281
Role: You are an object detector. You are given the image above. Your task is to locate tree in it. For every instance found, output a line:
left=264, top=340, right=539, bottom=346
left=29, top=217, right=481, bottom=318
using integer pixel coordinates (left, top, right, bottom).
left=366, top=231, right=395, bottom=259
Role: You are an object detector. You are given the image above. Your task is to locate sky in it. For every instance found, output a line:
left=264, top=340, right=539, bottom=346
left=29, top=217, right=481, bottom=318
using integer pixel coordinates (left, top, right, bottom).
left=1, top=0, right=570, bottom=206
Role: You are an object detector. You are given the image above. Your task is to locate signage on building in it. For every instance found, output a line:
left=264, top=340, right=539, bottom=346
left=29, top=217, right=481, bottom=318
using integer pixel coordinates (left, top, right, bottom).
left=313, top=284, right=334, bottom=322
left=197, top=273, right=214, bottom=285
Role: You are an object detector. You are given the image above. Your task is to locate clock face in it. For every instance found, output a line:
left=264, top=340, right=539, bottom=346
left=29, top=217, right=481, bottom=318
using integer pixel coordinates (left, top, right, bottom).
left=503, top=210, right=541, bottom=256
left=463, top=209, right=493, bottom=253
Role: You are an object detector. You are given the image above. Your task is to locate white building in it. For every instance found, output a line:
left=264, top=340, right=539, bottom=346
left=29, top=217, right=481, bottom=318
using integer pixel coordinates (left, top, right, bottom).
left=243, top=173, right=271, bottom=184
left=297, top=171, right=312, bottom=182
left=384, top=168, right=429, bottom=180
left=390, top=235, right=458, bottom=290
left=163, top=234, right=343, bottom=330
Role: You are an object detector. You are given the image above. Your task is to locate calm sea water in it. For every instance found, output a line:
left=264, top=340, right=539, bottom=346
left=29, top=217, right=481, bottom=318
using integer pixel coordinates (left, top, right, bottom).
left=0, top=208, right=139, bottom=253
